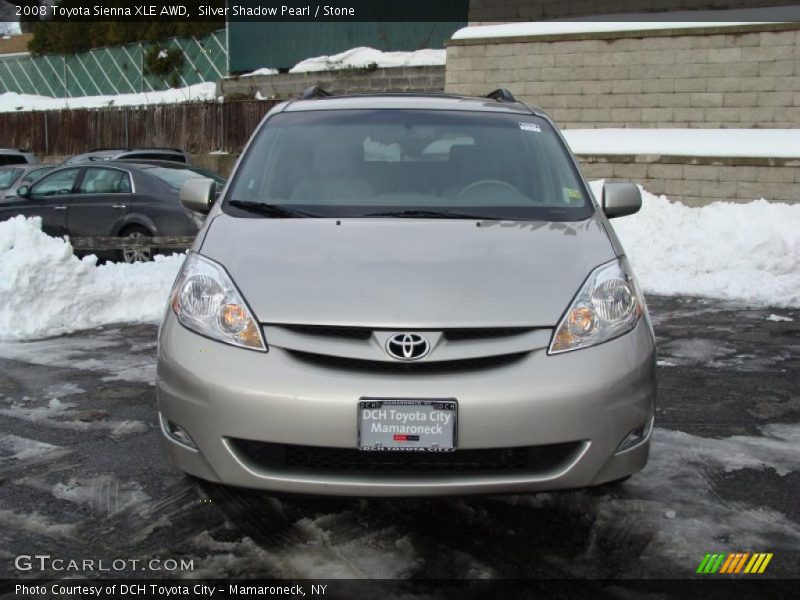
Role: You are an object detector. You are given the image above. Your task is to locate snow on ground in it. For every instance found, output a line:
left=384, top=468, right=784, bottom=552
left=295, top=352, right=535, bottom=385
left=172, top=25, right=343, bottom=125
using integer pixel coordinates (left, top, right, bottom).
left=0, top=331, right=159, bottom=383
left=0, top=82, right=217, bottom=113
left=504, top=424, right=800, bottom=573
left=1, top=184, right=799, bottom=342
left=289, top=47, right=445, bottom=73
left=590, top=182, right=800, bottom=308
left=767, top=313, right=794, bottom=322
left=0, top=215, right=183, bottom=340
left=0, top=508, right=77, bottom=537
left=50, top=476, right=150, bottom=515
left=241, top=68, right=279, bottom=77
left=0, top=433, right=70, bottom=464
left=452, top=6, right=800, bottom=40
left=564, top=129, right=800, bottom=159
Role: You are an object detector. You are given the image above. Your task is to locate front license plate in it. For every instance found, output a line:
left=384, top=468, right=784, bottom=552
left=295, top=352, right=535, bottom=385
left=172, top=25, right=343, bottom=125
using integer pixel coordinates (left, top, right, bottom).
left=358, top=399, right=457, bottom=452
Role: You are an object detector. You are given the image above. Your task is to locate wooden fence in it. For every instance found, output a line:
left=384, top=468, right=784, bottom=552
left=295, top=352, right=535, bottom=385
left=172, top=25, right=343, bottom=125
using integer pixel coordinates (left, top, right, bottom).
left=0, top=100, right=281, bottom=157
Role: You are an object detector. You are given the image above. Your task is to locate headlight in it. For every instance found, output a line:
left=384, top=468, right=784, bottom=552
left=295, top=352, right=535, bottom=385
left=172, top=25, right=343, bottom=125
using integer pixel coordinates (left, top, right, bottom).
left=170, top=252, right=266, bottom=351
left=549, top=258, right=643, bottom=354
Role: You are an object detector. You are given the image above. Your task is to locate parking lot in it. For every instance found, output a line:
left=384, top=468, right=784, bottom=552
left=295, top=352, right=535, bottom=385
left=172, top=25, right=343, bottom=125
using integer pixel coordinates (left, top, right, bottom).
left=0, top=295, right=798, bottom=585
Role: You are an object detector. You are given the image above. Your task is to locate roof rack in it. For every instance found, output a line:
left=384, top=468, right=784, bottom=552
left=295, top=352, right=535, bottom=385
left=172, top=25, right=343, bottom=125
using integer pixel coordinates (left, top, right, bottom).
left=301, top=86, right=332, bottom=100
left=486, top=88, right=516, bottom=102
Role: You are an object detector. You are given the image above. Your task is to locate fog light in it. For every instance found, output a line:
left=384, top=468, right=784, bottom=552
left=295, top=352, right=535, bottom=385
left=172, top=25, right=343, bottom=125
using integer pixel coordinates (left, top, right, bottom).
left=616, top=417, right=654, bottom=453
left=160, top=413, right=198, bottom=450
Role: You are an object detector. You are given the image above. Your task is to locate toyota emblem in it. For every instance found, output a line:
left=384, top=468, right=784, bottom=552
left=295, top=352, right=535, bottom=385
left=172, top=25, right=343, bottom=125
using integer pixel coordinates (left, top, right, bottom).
left=386, top=333, right=430, bottom=361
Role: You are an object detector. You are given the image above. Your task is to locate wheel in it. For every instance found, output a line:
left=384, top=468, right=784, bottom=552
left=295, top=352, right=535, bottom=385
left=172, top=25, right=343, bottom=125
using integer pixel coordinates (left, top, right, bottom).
left=119, top=226, right=153, bottom=264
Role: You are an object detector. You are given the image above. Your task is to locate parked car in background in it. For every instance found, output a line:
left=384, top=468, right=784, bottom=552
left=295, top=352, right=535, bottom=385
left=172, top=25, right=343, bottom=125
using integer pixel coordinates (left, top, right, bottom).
left=0, top=160, right=225, bottom=263
left=0, top=164, right=55, bottom=199
left=0, top=148, right=38, bottom=165
left=60, top=148, right=192, bottom=166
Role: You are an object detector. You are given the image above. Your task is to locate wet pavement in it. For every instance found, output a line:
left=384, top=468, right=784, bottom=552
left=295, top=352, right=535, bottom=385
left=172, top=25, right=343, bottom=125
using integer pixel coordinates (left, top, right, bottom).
left=0, top=295, right=798, bottom=586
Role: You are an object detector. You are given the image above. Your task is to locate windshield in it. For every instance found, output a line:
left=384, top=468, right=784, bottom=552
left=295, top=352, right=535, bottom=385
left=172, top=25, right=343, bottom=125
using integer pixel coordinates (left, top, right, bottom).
left=147, top=166, right=225, bottom=190
left=225, top=109, right=593, bottom=221
left=0, top=168, right=22, bottom=190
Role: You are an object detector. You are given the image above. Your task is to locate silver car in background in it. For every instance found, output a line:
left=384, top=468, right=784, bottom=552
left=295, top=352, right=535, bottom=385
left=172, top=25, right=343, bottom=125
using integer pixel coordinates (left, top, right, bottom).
left=0, top=164, right=54, bottom=199
left=157, top=90, right=656, bottom=497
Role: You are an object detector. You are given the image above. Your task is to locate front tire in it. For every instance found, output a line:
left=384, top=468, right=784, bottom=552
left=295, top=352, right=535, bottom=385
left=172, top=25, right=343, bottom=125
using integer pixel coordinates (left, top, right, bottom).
left=119, top=226, right=153, bottom=264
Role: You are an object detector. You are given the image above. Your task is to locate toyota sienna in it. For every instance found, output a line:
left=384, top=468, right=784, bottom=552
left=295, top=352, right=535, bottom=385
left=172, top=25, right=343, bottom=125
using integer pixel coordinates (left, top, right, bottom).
left=157, top=89, right=656, bottom=496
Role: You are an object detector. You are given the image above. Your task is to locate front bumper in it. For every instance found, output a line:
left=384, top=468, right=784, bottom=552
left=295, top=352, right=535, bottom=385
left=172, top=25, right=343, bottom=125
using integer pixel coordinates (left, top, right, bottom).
left=156, top=314, right=656, bottom=496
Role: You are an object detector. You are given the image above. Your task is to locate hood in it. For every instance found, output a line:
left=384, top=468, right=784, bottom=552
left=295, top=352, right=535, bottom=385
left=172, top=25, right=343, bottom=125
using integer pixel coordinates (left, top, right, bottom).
left=200, top=215, right=616, bottom=328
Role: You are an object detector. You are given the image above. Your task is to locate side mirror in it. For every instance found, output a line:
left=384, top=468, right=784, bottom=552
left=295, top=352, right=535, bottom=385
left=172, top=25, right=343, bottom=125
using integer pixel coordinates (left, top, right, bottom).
left=179, top=178, right=216, bottom=214
left=16, top=185, right=30, bottom=198
left=602, top=182, right=641, bottom=218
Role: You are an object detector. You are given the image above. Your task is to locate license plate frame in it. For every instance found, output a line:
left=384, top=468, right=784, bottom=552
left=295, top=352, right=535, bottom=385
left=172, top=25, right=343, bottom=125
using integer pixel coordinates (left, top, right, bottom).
left=358, top=398, right=457, bottom=452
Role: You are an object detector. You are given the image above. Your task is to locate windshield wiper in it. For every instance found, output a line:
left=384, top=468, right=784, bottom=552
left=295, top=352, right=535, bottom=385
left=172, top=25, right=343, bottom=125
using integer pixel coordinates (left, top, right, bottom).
left=228, top=200, right=319, bottom=218
left=363, top=209, right=496, bottom=220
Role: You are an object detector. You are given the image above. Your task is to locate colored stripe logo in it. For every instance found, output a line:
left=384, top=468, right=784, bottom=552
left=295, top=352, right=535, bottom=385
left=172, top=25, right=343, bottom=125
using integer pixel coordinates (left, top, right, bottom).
left=696, top=553, right=773, bottom=574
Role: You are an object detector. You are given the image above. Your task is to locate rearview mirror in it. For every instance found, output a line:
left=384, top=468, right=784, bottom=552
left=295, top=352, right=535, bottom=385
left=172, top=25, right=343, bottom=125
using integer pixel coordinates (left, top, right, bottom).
left=179, top=178, right=216, bottom=214
left=16, top=185, right=30, bottom=198
left=602, top=182, right=641, bottom=218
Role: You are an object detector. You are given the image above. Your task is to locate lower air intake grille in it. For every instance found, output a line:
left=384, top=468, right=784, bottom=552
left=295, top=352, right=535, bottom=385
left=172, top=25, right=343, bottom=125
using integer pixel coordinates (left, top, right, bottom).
left=230, top=440, right=582, bottom=476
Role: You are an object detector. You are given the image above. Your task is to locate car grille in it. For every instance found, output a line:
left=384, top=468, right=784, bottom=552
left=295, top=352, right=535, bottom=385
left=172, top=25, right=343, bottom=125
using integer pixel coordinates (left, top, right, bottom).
left=279, top=324, right=373, bottom=340
left=273, top=324, right=533, bottom=342
left=442, top=327, right=532, bottom=341
left=286, top=350, right=529, bottom=373
left=230, top=439, right=582, bottom=476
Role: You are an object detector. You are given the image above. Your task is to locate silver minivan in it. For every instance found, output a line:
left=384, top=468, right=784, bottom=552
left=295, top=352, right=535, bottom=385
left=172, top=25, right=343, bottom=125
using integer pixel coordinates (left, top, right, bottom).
left=157, top=90, right=656, bottom=496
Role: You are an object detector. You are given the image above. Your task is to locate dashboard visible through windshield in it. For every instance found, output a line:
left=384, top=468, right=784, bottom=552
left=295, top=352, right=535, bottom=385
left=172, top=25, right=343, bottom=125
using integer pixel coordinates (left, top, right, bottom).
left=225, top=109, right=594, bottom=221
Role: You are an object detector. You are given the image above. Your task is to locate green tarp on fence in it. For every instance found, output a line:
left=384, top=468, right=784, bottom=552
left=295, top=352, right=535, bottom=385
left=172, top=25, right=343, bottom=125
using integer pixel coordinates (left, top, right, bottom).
left=0, top=30, right=227, bottom=97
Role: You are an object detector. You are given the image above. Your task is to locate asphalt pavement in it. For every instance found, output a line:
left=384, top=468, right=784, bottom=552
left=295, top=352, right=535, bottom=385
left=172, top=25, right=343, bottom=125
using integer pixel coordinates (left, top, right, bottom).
left=0, top=295, right=797, bottom=589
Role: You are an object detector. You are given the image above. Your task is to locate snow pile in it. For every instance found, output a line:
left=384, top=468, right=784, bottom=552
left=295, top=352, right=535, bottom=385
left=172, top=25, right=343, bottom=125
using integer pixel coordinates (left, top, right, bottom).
left=0, top=216, right=183, bottom=340
left=590, top=181, right=800, bottom=307
left=241, top=67, right=279, bottom=77
left=289, top=46, right=445, bottom=73
left=564, top=128, right=800, bottom=159
left=0, top=82, right=217, bottom=113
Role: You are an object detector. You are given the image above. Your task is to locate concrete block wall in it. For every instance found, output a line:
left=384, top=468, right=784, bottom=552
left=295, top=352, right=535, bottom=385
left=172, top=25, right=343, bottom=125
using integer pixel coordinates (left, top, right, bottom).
left=446, top=24, right=800, bottom=128
left=218, top=65, right=445, bottom=100
left=447, top=22, right=800, bottom=205
left=578, top=155, right=800, bottom=205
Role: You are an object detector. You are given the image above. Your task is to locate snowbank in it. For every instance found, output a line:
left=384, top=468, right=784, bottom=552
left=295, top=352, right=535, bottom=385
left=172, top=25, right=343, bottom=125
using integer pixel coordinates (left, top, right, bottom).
left=241, top=68, right=279, bottom=77
left=289, top=47, right=445, bottom=73
left=0, top=216, right=183, bottom=341
left=590, top=181, right=800, bottom=308
left=452, top=6, right=799, bottom=40
left=0, top=82, right=217, bottom=113
left=564, top=129, right=800, bottom=159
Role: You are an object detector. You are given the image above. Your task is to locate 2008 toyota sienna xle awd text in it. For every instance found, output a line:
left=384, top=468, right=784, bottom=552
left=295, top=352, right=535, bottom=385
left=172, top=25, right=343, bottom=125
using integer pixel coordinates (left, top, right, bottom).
left=157, top=89, right=656, bottom=496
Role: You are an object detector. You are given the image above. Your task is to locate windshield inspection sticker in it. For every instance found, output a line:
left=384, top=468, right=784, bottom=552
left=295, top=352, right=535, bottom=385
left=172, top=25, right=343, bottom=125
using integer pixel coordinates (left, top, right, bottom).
left=519, top=122, right=541, bottom=133
left=563, top=187, right=583, bottom=204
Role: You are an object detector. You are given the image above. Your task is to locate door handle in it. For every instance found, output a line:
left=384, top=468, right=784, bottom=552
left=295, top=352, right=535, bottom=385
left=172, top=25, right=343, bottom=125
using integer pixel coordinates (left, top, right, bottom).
left=112, top=204, right=127, bottom=209
left=53, top=206, right=67, bottom=210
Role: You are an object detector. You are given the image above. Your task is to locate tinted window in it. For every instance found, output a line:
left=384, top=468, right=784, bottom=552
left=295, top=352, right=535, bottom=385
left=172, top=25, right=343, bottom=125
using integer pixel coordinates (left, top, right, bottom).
left=22, top=167, right=53, bottom=184
left=146, top=166, right=225, bottom=190
left=78, top=167, right=132, bottom=194
left=31, top=168, right=81, bottom=196
left=0, top=168, right=22, bottom=190
left=226, top=110, right=592, bottom=221
left=1, top=155, right=28, bottom=166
